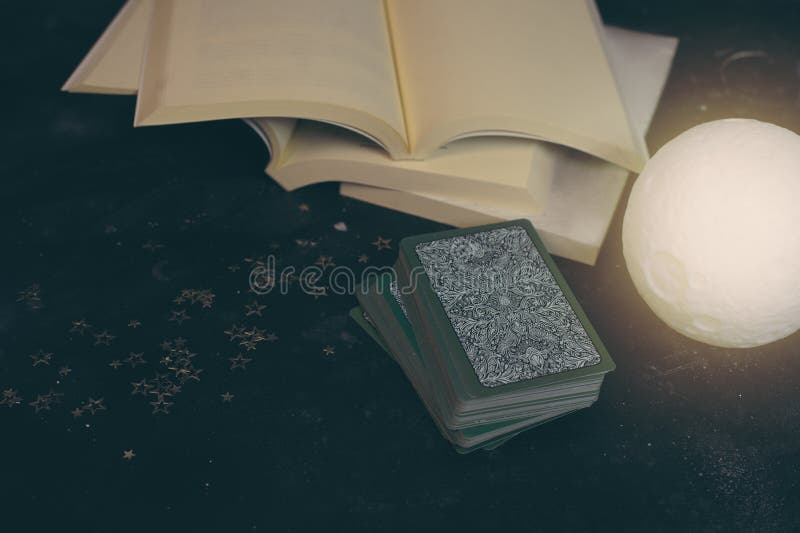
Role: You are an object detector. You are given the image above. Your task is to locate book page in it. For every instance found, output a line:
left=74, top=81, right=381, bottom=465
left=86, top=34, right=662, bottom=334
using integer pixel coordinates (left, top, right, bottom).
left=386, top=0, right=648, bottom=170
left=62, top=0, right=153, bottom=94
left=269, top=120, right=552, bottom=213
left=136, top=0, right=408, bottom=157
left=244, top=118, right=298, bottom=163
left=339, top=25, right=679, bottom=265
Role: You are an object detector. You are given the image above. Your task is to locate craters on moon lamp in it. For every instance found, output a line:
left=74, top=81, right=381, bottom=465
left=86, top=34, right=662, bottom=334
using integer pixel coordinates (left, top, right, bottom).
left=623, top=118, right=800, bottom=348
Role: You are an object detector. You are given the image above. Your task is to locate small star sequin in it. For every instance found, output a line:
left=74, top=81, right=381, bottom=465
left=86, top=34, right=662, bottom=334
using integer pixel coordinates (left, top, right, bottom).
left=244, top=300, right=266, bottom=317
left=0, top=389, right=22, bottom=408
left=176, top=288, right=216, bottom=309
left=150, top=398, right=173, bottom=415
left=371, top=236, right=392, bottom=250
left=221, top=392, right=234, bottom=403
left=30, top=350, right=53, bottom=367
left=58, top=366, right=72, bottom=377
left=322, top=345, right=336, bottom=356
left=93, top=330, right=116, bottom=346
left=224, top=324, right=246, bottom=341
left=70, top=319, right=92, bottom=335
left=71, top=407, right=83, bottom=418
left=127, top=319, right=142, bottom=328
left=169, top=309, right=191, bottom=325
left=122, top=450, right=136, bottom=460
left=29, top=390, right=62, bottom=414
left=239, top=339, right=258, bottom=352
left=81, top=397, right=107, bottom=415
left=358, top=254, right=369, bottom=263
left=16, top=284, right=43, bottom=310
left=227, top=264, right=241, bottom=272
left=298, top=203, right=310, bottom=212
left=314, top=256, right=335, bottom=270
left=125, top=352, right=147, bottom=368
left=130, top=379, right=150, bottom=396
left=109, top=360, right=123, bottom=370
left=28, top=394, right=50, bottom=414
left=228, top=353, right=252, bottom=370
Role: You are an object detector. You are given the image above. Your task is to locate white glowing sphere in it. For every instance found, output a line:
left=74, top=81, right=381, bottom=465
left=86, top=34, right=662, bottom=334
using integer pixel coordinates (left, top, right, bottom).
left=622, top=119, right=800, bottom=348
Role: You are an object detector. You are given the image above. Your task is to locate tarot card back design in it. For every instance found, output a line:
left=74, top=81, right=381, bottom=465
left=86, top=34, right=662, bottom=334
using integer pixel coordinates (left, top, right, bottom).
left=414, top=225, right=601, bottom=387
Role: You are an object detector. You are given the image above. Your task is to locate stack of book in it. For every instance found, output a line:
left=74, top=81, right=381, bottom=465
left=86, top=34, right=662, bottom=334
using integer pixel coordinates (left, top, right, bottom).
left=354, top=220, right=615, bottom=452
left=64, top=0, right=677, bottom=265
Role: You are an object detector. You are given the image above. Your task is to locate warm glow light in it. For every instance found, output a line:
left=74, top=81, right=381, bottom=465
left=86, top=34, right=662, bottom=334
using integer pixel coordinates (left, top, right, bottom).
left=622, top=119, right=800, bottom=348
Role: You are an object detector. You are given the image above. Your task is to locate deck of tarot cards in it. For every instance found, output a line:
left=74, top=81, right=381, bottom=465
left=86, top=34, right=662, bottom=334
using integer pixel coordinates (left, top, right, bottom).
left=353, top=220, right=615, bottom=453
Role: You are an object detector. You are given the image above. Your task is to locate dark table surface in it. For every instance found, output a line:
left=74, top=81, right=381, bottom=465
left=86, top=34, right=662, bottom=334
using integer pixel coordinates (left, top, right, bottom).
left=2, top=1, right=800, bottom=531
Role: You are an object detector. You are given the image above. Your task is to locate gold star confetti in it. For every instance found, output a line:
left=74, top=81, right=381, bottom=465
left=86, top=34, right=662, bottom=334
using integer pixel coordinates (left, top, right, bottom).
left=244, top=300, right=266, bottom=317
left=93, top=330, right=116, bottom=346
left=0, top=389, right=22, bottom=408
left=358, top=254, right=369, bottom=263
left=247, top=326, right=265, bottom=339
left=125, top=352, right=147, bottom=368
left=81, top=397, right=107, bottom=415
left=314, top=255, right=336, bottom=270
left=322, top=345, right=336, bottom=356
left=122, top=450, right=136, bottom=460
left=169, top=309, right=191, bottom=325
left=239, top=339, right=258, bottom=352
left=221, top=392, right=234, bottom=403
left=70, top=319, right=92, bottom=335
left=109, top=360, right=123, bottom=370
left=58, top=366, right=72, bottom=377
left=130, top=379, right=150, bottom=396
left=295, top=239, right=320, bottom=248
left=224, top=324, right=246, bottom=341
left=175, top=288, right=216, bottom=309
left=28, top=394, right=50, bottom=414
left=29, top=390, right=62, bottom=414
left=228, top=353, right=252, bottom=370
left=16, top=283, right=43, bottom=310
left=150, top=398, right=173, bottom=415
left=127, top=319, right=142, bottom=328
left=30, top=350, right=53, bottom=367
left=371, top=236, right=392, bottom=250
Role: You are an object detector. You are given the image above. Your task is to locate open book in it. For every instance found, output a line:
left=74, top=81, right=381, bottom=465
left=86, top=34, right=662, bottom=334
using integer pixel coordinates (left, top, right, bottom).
left=65, top=0, right=647, bottom=170
left=341, top=26, right=676, bottom=265
left=62, top=1, right=676, bottom=263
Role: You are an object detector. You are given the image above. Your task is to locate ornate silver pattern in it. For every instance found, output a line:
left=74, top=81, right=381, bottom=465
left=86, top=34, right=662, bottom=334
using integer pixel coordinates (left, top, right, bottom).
left=414, top=225, right=601, bottom=387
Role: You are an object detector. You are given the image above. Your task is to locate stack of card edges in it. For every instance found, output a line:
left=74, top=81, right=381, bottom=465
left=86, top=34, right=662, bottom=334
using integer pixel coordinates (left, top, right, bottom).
left=353, top=220, right=615, bottom=453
